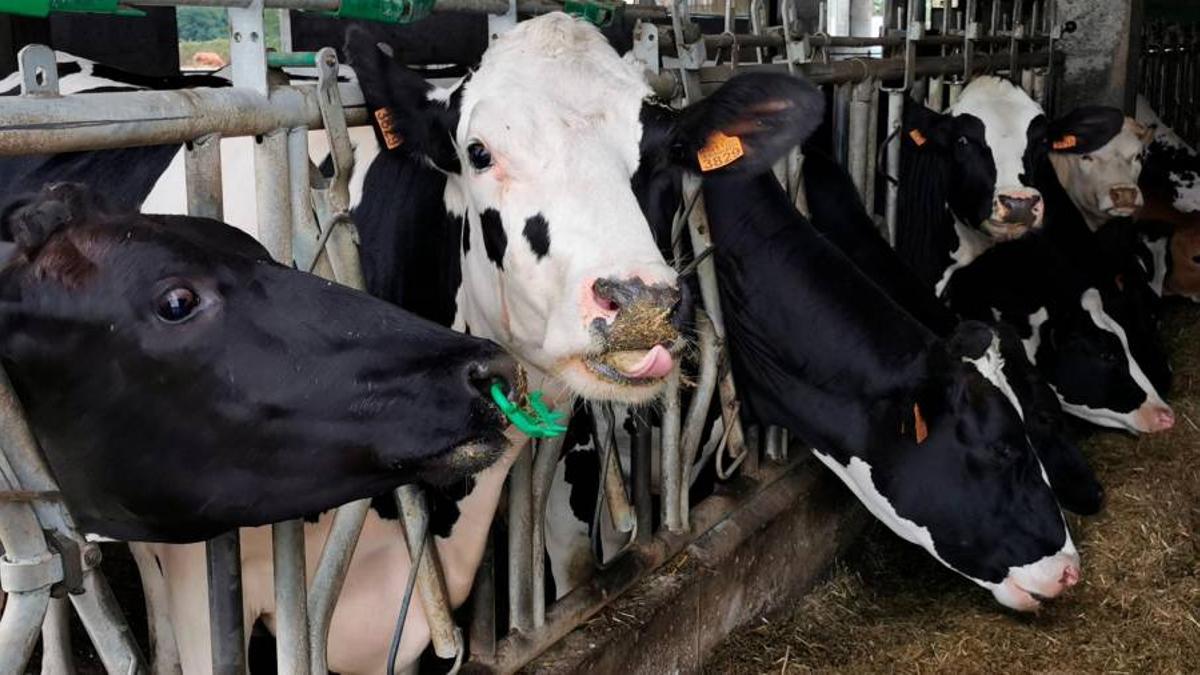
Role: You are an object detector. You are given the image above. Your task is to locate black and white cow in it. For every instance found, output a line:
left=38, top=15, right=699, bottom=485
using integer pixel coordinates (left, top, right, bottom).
left=897, top=76, right=1150, bottom=294
left=801, top=150, right=1104, bottom=515
left=944, top=232, right=1174, bottom=434
left=703, top=155, right=1080, bottom=611
left=0, top=182, right=517, bottom=541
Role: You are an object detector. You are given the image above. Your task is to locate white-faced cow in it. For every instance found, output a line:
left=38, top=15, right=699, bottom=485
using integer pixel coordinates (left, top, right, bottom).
left=897, top=76, right=1151, bottom=295
left=702, top=152, right=1080, bottom=611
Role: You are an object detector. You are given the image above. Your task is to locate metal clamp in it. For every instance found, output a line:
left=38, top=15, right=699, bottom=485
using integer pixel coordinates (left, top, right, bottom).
left=0, top=550, right=63, bottom=594
left=17, top=44, right=60, bottom=98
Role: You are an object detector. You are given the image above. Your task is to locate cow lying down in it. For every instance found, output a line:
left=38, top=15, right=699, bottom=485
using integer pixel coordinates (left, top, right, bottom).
left=700, top=135, right=1080, bottom=608
left=0, top=182, right=518, bottom=541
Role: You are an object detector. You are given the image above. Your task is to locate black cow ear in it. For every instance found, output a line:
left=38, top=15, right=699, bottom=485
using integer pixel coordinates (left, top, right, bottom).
left=902, top=101, right=952, bottom=149
left=344, top=27, right=462, bottom=173
left=662, top=71, right=825, bottom=175
left=0, top=183, right=98, bottom=256
left=1045, top=106, right=1125, bottom=154
left=945, top=319, right=996, bottom=360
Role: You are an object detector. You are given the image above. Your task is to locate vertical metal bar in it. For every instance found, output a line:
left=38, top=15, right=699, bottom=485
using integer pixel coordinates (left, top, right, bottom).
left=598, top=413, right=636, bottom=536
left=631, top=413, right=653, bottom=545
left=506, top=443, right=534, bottom=633
left=660, top=370, right=684, bottom=533
left=680, top=312, right=719, bottom=528
left=71, top=568, right=148, bottom=674
left=0, top=450, right=53, bottom=673
left=272, top=520, right=310, bottom=674
left=306, top=500, right=369, bottom=675
left=254, top=130, right=293, bottom=263
left=40, top=598, right=75, bottom=675
left=865, top=83, right=880, bottom=215
left=531, top=433, right=568, bottom=628
left=469, top=537, right=497, bottom=661
left=885, top=89, right=904, bottom=245
left=206, top=532, right=246, bottom=675
left=186, top=135, right=224, bottom=220
left=395, top=486, right=462, bottom=659
left=848, top=79, right=873, bottom=199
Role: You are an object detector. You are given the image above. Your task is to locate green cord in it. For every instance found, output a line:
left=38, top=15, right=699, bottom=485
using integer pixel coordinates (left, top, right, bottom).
left=489, top=381, right=567, bottom=439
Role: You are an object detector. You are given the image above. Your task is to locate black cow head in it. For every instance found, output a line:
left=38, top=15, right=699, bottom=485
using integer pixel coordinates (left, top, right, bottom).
left=0, top=183, right=518, bottom=542
left=818, top=322, right=1079, bottom=611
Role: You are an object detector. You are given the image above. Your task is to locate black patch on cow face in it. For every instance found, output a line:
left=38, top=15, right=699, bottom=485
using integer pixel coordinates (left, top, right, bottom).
left=523, top=214, right=550, bottom=260
left=480, top=208, right=507, bottom=269
left=460, top=213, right=470, bottom=254
left=1039, top=309, right=1146, bottom=413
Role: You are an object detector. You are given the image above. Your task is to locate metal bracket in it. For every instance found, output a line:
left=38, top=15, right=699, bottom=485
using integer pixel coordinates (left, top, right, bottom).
left=0, top=549, right=62, bottom=594
left=228, top=0, right=269, bottom=96
left=45, top=530, right=84, bottom=597
left=17, top=44, right=59, bottom=97
left=488, top=0, right=518, bottom=43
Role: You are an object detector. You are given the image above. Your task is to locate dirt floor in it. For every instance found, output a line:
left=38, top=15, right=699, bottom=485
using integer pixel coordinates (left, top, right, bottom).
left=706, top=302, right=1200, bottom=673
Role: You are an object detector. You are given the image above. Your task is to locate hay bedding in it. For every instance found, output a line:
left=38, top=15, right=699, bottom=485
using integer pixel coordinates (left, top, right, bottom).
left=707, top=302, right=1200, bottom=674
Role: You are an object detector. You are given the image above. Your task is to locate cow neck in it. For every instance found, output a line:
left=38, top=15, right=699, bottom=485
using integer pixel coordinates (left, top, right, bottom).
left=896, top=136, right=961, bottom=289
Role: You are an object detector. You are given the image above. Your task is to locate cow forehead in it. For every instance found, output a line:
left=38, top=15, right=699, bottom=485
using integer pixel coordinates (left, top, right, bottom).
left=455, top=14, right=649, bottom=166
left=951, top=76, right=1044, bottom=184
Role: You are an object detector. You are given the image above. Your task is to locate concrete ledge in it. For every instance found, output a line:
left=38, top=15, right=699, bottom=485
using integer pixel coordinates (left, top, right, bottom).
left=522, top=456, right=868, bottom=674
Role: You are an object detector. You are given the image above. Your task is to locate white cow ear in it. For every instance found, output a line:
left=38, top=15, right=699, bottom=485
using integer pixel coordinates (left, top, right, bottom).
left=668, top=71, right=825, bottom=175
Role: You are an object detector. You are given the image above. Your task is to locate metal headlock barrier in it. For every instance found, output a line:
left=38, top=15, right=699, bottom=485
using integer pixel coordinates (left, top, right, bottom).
left=1140, top=19, right=1199, bottom=146
left=0, top=0, right=1059, bottom=673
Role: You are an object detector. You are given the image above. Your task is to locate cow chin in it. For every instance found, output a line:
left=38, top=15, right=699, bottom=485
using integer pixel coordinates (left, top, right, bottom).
left=982, top=219, right=1037, bottom=241
left=556, top=357, right=673, bottom=405
left=410, top=432, right=510, bottom=486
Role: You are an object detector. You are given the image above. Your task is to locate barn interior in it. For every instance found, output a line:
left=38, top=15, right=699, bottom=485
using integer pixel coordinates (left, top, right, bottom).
left=0, top=0, right=1197, bottom=673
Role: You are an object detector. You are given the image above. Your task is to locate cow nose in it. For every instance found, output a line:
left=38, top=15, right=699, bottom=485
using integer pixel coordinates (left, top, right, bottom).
left=1108, top=185, right=1142, bottom=209
left=1060, top=564, right=1081, bottom=588
left=465, top=353, right=521, bottom=401
left=590, top=277, right=681, bottom=319
left=996, top=192, right=1044, bottom=227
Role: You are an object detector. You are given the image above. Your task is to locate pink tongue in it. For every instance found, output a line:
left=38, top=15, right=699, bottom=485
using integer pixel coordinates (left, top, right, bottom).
left=621, top=345, right=674, bottom=379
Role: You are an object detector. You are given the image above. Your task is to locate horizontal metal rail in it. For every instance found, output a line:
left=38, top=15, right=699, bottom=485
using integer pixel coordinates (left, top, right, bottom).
left=659, top=29, right=1054, bottom=53
left=0, top=84, right=367, bottom=156
left=129, top=0, right=670, bottom=18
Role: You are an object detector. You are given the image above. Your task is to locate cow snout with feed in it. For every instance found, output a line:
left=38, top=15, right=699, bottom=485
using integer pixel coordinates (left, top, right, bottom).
left=583, top=276, right=683, bottom=386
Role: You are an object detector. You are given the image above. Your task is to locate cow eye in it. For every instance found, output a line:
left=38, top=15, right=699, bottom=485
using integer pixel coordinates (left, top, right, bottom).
left=156, top=287, right=200, bottom=323
left=957, top=136, right=969, bottom=145
left=466, top=141, right=492, bottom=171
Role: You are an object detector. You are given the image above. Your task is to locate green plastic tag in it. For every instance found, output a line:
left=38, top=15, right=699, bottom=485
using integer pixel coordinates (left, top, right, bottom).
left=563, top=0, right=621, bottom=27
left=490, top=381, right=567, bottom=439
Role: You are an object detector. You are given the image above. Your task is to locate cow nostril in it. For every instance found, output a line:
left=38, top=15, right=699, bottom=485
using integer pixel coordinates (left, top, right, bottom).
left=466, top=357, right=518, bottom=401
left=591, top=279, right=621, bottom=314
left=1061, top=565, right=1080, bottom=588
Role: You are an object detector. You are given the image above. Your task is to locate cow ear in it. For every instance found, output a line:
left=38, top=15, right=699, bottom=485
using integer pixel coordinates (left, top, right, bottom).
left=663, top=71, right=825, bottom=175
left=945, top=319, right=996, bottom=360
left=0, top=183, right=96, bottom=256
left=903, top=102, right=952, bottom=150
left=344, top=27, right=462, bottom=173
left=1045, top=106, right=1125, bottom=154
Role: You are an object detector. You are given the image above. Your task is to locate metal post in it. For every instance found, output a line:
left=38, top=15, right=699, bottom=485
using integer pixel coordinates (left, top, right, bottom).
left=631, top=413, right=653, bottom=545
left=884, top=89, right=904, bottom=245
left=272, top=520, right=310, bottom=674
left=530, top=433, right=568, bottom=628
left=848, top=79, right=874, bottom=199
left=40, top=598, right=75, bottom=675
left=306, top=500, right=369, bottom=675
left=0, top=452, right=54, bottom=673
left=660, top=370, right=684, bottom=533
left=506, top=443, right=534, bottom=633
left=469, top=537, right=497, bottom=660
left=395, top=486, right=463, bottom=660
left=679, top=312, right=719, bottom=529
left=865, top=83, right=880, bottom=215
left=206, top=532, right=246, bottom=675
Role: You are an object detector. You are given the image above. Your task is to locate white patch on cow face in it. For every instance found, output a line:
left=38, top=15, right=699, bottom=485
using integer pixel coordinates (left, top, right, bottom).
left=950, top=76, right=1045, bottom=222
left=935, top=220, right=994, bottom=296
left=811, top=451, right=1077, bottom=611
left=961, top=333, right=1024, bottom=420
left=1142, top=235, right=1169, bottom=297
left=1056, top=289, right=1172, bottom=433
left=1023, top=307, right=1050, bottom=362
left=1049, top=118, right=1149, bottom=230
left=445, top=15, right=678, bottom=403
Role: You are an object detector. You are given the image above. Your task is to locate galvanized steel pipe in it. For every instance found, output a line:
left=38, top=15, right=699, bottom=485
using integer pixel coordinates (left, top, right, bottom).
left=395, top=485, right=462, bottom=659
left=506, top=443, right=534, bottom=633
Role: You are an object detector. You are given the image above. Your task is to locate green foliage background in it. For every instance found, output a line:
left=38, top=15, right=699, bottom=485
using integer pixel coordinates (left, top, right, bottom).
left=177, top=8, right=282, bottom=64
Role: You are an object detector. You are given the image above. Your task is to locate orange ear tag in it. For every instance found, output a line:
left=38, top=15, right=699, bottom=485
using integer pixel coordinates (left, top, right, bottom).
left=697, top=131, right=745, bottom=172
left=1052, top=134, right=1078, bottom=151
left=374, top=108, right=404, bottom=150
left=913, top=403, right=929, bottom=444
left=909, top=129, right=928, bottom=146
